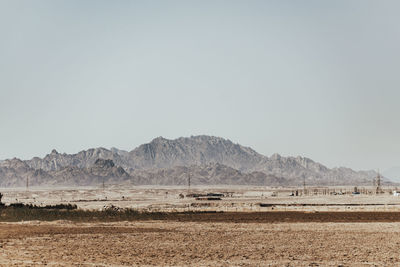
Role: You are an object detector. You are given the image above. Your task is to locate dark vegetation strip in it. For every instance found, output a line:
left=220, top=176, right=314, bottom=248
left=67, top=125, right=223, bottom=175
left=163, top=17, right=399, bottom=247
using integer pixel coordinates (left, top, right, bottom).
left=2, top=205, right=400, bottom=223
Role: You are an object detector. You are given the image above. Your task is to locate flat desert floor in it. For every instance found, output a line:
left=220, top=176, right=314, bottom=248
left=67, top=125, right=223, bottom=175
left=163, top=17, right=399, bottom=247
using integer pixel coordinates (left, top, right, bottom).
left=2, top=185, right=400, bottom=212
left=1, top=186, right=400, bottom=266
left=1, top=219, right=400, bottom=266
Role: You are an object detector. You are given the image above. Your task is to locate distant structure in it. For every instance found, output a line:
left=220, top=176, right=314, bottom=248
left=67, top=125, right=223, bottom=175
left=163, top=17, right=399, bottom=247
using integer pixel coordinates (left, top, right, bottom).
left=374, top=171, right=382, bottom=194
left=26, top=176, right=29, bottom=191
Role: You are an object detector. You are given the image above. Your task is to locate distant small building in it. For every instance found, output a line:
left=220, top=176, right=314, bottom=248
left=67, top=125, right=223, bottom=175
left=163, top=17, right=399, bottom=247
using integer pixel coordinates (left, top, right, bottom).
left=393, top=191, right=400, bottom=196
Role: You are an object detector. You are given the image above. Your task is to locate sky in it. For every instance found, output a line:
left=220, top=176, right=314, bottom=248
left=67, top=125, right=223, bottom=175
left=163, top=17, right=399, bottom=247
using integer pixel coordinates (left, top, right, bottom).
left=1, top=0, right=400, bottom=171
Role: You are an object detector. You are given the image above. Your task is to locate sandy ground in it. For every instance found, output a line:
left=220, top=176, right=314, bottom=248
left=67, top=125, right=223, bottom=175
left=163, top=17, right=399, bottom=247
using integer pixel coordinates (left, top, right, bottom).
left=1, top=220, right=400, bottom=266
left=2, top=185, right=400, bottom=212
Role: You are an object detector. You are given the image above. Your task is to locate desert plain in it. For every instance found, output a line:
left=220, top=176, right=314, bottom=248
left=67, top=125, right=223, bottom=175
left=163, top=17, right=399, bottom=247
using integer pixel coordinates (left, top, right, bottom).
left=1, top=186, right=400, bottom=266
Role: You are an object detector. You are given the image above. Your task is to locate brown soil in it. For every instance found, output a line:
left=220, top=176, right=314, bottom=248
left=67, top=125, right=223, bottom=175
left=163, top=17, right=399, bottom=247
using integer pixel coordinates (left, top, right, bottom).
left=1, top=213, right=400, bottom=266
left=167, top=211, right=400, bottom=223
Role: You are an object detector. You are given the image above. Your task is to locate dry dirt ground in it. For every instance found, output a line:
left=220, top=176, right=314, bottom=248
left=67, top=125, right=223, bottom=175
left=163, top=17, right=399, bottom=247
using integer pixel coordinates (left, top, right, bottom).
left=2, top=186, right=400, bottom=266
left=1, top=219, right=400, bottom=266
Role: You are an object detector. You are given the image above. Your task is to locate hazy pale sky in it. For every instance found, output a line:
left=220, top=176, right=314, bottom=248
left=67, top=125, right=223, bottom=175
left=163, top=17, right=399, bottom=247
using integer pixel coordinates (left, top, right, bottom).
left=1, top=0, right=399, bottom=171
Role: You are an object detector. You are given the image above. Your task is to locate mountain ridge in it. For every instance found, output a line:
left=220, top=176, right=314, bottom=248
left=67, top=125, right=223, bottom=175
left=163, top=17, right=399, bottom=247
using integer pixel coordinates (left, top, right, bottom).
left=0, top=135, right=386, bottom=187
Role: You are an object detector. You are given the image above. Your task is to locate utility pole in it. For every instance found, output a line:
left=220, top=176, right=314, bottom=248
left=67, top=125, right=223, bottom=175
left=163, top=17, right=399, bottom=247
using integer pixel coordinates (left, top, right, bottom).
left=188, top=172, right=191, bottom=192
left=26, top=176, right=29, bottom=191
left=303, top=176, right=306, bottom=196
left=375, top=170, right=382, bottom=194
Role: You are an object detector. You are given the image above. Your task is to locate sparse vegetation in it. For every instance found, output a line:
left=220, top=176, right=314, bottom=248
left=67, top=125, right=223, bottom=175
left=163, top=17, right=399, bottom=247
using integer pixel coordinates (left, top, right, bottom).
left=0, top=204, right=169, bottom=222
left=2, top=206, right=400, bottom=223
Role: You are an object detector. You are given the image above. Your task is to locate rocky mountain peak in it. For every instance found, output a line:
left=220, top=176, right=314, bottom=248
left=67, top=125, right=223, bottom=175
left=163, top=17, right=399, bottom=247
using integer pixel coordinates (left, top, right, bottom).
left=151, top=136, right=168, bottom=143
left=270, top=153, right=282, bottom=160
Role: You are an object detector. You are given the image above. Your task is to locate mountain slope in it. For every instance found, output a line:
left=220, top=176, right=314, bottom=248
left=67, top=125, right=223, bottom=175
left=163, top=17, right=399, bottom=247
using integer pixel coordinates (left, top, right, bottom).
left=0, top=158, right=130, bottom=187
left=0, top=158, right=53, bottom=187
left=128, top=136, right=264, bottom=171
left=0, top=135, right=385, bottom=187
left=26, top=148, right=130, bottom=171
left=130, top=163, right=286, bottom=186
left=127, top=136, right=379, bottom=185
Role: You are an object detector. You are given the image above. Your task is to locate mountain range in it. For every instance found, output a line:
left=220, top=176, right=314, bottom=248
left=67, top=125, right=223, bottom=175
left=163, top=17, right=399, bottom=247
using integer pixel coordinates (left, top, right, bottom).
left=0, top=135, right=384, bottom=187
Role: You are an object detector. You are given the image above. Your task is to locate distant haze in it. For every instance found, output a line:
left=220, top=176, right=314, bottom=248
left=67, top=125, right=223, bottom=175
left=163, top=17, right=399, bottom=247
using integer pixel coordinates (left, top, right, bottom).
left=1, top=1, right=399, bottom=171
left=383, top=167, right=400, bottom=183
